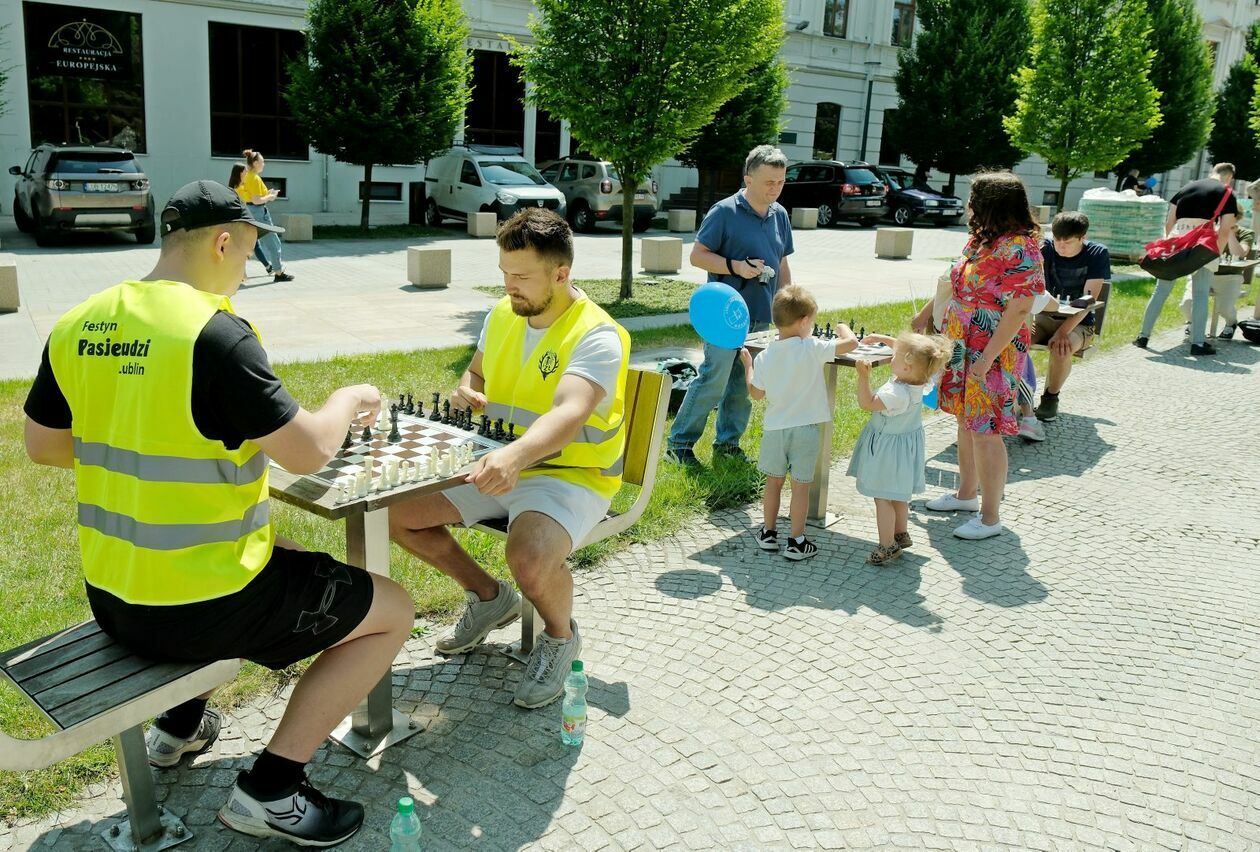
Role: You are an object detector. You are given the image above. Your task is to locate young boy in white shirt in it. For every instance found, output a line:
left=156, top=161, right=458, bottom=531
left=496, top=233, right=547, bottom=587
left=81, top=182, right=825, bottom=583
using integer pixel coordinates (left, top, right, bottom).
left=739, top=286, right=856, bottom=560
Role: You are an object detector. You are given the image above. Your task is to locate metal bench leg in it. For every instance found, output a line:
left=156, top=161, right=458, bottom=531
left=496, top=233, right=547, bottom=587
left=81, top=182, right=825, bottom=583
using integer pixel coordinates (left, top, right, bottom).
left=504, top=596, right=544, bottom=664
left=101, top=725, right=191, bottom=851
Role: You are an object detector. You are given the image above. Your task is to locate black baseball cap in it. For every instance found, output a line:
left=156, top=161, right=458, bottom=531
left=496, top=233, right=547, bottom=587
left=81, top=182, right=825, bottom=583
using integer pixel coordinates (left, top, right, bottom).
left=160, top=180, right=285, bottom=236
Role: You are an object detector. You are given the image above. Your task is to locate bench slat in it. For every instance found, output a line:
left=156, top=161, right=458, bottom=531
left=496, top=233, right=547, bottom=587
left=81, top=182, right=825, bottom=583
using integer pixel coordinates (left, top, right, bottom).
left=34, top=654, right=165, bottom=712
left=0, top=621, right=103, bottom=674
left=17, top=642, right=133, bottom=696
left=3, top=630, right=117, bottom=683
left=41, top=659, right=206, bottom=730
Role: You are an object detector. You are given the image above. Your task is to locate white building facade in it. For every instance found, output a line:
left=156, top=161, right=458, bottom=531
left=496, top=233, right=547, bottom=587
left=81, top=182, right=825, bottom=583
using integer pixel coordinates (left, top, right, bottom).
left=1, top=0, right=1257, bottom=226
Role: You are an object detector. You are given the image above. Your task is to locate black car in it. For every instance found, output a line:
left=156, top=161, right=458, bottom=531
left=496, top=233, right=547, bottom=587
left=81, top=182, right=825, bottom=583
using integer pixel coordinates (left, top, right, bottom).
left=874, top=166, right=964, bottom=227
left=778, top=160, right=888, bottom=227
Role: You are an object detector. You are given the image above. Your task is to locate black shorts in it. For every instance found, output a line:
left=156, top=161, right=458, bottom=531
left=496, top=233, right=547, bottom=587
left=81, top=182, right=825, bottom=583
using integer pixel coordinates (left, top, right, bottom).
left=87, top=546, right=375, bottom=670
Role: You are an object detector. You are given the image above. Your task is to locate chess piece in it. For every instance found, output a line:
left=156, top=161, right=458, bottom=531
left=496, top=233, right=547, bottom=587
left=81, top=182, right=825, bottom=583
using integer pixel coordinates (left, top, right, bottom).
left=859, top=326, right=865, bottom=341
left=430, top=392, right=442, bottom=421
left=442, top=399, right=451, bottom=425
left=405, top=393, right=415, bottom=415
left=824, top=322, right=832, bottom=339
left=507, top=422, right=516, bottom=442
left=813, top=323, right=820, bottom=337
left=361, top=424, right=372, bottom=442
left=493, top=418, right=505, bottom=440
left=479, top=414, right=490, bottom=436
left=398, top=394, right=405, bottom=413
left=341, top=430, right=352, bottom=451
left=388, top=405, right=401, bottom=443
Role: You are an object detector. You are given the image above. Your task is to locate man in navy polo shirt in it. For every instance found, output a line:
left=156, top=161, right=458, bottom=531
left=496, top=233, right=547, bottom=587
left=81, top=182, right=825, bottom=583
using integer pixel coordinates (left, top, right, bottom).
left=667, top=145, right=795, bottom=466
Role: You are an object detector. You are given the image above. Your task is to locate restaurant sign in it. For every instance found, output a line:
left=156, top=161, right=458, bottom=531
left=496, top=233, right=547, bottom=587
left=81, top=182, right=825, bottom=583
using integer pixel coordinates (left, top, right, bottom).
left=25, top=2, right=137, bottom=80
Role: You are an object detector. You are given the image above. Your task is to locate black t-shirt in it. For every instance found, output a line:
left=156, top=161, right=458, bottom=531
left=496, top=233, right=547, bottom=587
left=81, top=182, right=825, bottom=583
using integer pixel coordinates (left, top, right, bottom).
left=24, top=311, right=299, bottom=449
left=1040, top=239, right=1110, bottom=327
left=1117, top=174, right=1139, bottom=192
left=1170, top=179, right=1239, bottom=221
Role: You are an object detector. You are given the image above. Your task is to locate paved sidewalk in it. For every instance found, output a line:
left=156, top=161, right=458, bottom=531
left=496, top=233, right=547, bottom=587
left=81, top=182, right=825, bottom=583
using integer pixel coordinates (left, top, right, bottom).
left=0, top=219, right=969, bottom=379
left=5, top=327, right=1258, bottom=850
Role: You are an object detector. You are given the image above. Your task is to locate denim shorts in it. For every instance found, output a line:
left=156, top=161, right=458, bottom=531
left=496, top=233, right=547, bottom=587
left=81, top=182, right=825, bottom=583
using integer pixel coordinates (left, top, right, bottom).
left=758, top=423, right=822, bottom=482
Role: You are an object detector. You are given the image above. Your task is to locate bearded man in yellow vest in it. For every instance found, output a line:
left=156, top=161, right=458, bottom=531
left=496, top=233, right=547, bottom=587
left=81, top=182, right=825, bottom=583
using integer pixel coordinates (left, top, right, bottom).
left=391, top=209, right=630, bottom=709
left=23, top=181, right=413, bottom=847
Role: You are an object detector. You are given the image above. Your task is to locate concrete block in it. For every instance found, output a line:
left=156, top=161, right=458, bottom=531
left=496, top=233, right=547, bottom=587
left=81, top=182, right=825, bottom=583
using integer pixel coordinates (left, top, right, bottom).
left=668, top=209, right=696, bottom=232
left=407, top=246, right=451, bottom=289
left=641, top=236, right=683, bottom=274
left=277, top=213, right=313, bottom=242
left=875, top=227, right=914, bottom=259
left=0, top=255, right=17, bottom=313
left=468, top=212, right=498, bottom=238
left=1035, top=205, right=1054, bottom=225
left=791, top=208, right=819, bottom=230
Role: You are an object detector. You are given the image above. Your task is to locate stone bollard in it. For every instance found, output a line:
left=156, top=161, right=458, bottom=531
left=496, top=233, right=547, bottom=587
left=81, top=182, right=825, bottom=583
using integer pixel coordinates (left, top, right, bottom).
left=277, top=213, right=313, bottom=242
left=641, top=236, right=684, bottom=274
left=468, top=212, right=498, bottom=238
left=1035, top=205, right=1054, bottom=225
left=790, top=208, right=819, bottom=230
left=668, top=210, right=696, bottom=232
left=407, top=247, right=451, bottom=289
left=0, top=255, right=17, bottom=313
left=875, top=227, right=914, bottom=259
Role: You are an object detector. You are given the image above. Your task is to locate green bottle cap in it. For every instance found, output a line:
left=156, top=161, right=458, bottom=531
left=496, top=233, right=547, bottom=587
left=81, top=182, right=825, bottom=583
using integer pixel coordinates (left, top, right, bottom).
left=397, top=796, right=415, bottom=815
left=571, top=659, right=584, bottom=672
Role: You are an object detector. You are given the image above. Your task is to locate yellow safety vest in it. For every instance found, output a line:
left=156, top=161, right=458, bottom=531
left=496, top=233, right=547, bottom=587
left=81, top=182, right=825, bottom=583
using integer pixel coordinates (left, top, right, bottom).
left=47, top=280, right=274, bottom=605
left=482, top=294, right=630, bottom=500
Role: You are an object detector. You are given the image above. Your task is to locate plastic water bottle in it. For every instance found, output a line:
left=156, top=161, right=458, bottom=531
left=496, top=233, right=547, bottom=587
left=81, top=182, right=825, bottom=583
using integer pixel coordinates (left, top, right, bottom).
left=389, top=796, right=422, bottom=851
left=560, top=660, right=588, bottom=746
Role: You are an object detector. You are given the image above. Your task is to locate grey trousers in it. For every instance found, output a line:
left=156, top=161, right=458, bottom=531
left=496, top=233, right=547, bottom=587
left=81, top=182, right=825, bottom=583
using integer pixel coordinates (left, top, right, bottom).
left=1141, top=266, right=1212, bottom=345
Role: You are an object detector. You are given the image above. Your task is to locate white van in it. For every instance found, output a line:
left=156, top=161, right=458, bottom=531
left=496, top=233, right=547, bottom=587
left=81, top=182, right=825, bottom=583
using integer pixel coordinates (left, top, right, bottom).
left=424, top=146, right=566, bottom=225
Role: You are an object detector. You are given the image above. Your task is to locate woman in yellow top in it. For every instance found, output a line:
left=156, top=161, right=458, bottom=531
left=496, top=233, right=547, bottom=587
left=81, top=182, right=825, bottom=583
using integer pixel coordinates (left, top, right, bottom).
left=228, top=150, right=294, bottom=282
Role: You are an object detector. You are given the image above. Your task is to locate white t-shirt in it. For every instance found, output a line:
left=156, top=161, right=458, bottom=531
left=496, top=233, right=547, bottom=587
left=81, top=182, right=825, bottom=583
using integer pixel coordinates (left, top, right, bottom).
left=476, top=304, right=623, bottom=420
left=750, top=336, right=837, bottom=430
left=873, top=379, right=925, bottom=416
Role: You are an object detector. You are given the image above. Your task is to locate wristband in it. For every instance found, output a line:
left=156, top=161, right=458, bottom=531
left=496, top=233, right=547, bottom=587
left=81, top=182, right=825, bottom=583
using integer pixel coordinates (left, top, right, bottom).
left=726, top=257, right=736, bottom=276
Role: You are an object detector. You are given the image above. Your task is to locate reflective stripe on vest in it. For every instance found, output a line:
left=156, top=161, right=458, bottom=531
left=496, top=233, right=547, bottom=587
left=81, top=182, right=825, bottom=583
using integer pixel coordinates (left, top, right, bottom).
left=47, top=280, right=275, bottom=605
left=481, top=295, right=630, bottom=500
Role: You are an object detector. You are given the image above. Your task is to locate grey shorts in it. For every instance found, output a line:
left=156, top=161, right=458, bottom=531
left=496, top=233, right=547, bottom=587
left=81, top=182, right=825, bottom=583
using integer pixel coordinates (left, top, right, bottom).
left=758, top=424, right=822, bottom=482
left=441, top=475, right=612, bottom=553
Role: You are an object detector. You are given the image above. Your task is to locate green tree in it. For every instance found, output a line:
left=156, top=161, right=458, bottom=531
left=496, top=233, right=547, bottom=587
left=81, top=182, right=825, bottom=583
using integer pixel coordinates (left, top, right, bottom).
left=1218, top=55, right=1260, bottom=176
left=886, top=0, right=1031, bottom=196
left=676, top=58, right=790, bottom=218
left=286, top=0, right=470, bottom=229
left=514, top=0, right=784, bottom=299
left=1115, top=0, right=1214, bottom=178
left=1004, top=0, right=1161, bottom=208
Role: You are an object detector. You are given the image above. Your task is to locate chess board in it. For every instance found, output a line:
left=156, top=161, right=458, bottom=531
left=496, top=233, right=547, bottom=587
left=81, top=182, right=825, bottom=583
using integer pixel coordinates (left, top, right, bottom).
left=271, top=411, right=504, bottom=503
left=744, top=330, right=893, bottom=365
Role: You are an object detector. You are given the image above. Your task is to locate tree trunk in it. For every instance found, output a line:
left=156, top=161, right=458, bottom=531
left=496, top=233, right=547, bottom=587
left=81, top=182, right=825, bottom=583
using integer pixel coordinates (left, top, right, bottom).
left=620, top=182, right=635, bottom=300
left=360, top=162, right=373, bottom=231
left=946, top=173, right=957, bottom=197
left=1057, top=168, right=1070, bottom=214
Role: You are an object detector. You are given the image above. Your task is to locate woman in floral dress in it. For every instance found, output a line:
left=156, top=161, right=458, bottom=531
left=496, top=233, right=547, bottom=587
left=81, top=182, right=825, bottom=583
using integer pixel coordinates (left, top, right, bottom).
left=912, top=172, right=1045, bottom=540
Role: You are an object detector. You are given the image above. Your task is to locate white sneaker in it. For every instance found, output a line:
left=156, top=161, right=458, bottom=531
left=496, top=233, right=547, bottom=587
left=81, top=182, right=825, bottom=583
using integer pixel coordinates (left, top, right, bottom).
left=954, top=515, right=1003, bottom=540
left=1018, top=416, right=1046, bottom=442
left=924, top=493, right=980, bottom=512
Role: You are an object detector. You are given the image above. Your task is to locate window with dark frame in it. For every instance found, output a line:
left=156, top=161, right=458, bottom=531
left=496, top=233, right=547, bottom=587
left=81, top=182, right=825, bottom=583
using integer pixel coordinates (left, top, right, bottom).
left=892, top=1, right=916, bottom=47
left=23, top=2, right=147, bottom=151
left=208, top=22, right=307, bottom=160
left=465, top=50, right=525, bottom=151
left=813, top=103, right=841, bottom=160
left=265, top=176, right=287, bottom=198
left=358, top=181, right=403, bottom=202
left=823, top=0, right=849, bottom=38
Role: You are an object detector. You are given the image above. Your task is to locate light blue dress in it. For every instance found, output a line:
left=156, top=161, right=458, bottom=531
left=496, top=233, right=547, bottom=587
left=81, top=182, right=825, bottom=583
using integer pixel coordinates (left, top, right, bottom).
left=846, top=379, right=927, bottom=502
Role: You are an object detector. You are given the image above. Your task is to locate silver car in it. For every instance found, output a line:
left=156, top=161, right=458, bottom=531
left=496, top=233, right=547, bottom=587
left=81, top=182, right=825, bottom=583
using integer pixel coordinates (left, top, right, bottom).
left=10, top=144, right=155, bottom=246
left=538, top=157, right=659, bottom=232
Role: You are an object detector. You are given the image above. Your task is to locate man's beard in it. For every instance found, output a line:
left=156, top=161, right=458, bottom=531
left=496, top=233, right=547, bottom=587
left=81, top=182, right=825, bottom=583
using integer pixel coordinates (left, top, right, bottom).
left=510, top=288, right=554, bottom=317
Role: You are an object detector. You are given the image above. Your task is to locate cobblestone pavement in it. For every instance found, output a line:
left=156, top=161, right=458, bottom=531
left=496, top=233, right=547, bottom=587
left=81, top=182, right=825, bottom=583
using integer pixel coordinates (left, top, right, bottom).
left=5, top=328, right=1259, bottom=850
left=0, top=218, right=969, bottom=379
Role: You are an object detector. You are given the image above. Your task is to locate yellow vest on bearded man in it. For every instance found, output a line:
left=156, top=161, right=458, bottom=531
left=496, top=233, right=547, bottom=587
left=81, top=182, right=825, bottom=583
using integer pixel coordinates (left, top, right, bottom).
left=482, top=294, right=630, bottom=500
left=47, top=279, right=275, bottom=606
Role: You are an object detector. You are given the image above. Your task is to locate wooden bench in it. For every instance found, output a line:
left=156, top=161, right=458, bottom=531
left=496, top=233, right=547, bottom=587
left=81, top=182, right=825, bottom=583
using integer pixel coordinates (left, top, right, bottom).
left=471, top=369, right=670, bottom=661
left=0, top=620, right=239, bottom=850
left=1030, top=279, right=1111, bottom=359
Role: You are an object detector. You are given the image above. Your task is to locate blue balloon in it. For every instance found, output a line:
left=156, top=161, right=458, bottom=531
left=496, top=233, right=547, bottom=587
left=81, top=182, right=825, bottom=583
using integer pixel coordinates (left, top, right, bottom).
left=1144, top=176, right=1157, bottom=188
left=923, top=381, right=939, bottom=410
left=689, top=282, right=749, bottom=350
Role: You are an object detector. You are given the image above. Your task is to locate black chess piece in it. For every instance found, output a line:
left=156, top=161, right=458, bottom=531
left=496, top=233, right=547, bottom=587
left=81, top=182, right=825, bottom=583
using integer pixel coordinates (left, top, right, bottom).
left=813, top=323, right=820, bottom=337
left=430, top=392, right=441, bottom=421
left=388, top=405, right=401, bottom=443
left=493, top=418, right=505, bottom=440
left=479, top=414, right=490, bottom=436
left=859, top=326, right=865, bottom=341
left=824, top=322, right=832, bottom=339
left=442, top=399, right=451, bottom=425
left=849, top=317, right=856, bottom=330
left=405, top=393, right=415, bottom=415
left=398, top=394, right=405, bottom=413
left=361, top=424, right=372, bottom=442
left=507, top=422, right=516, bottom=442
left=341, top=429, right=353, bottom=451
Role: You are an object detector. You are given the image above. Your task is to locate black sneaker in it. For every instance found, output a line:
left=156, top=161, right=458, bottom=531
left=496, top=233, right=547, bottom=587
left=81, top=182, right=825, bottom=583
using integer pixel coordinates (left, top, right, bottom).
left=145, top=708, right=221, bottom=768
left=783, top=536, right=818, bottom=561
left=274, top=271, right=295, bottom=282
left=1190, top=343, right=1216, bottom=356
left=1033, top=393, right=1059, bottom=422
left=1219, top=324, right=1236, bottom=340
left=1133, top=337, right=1149, bottom=349
left=218, top=771, right=363, bottom=847
left=665, top=447, right=701, bottom=468
left=756, top=527, right=779, bottom=551
left=713, top=444, right=748, bottom=462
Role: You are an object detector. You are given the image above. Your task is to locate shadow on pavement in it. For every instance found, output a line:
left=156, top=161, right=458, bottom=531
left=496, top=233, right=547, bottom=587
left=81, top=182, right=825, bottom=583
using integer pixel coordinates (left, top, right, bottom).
left=1142, top=339, right=1260, bottom=374
left=917, top=513, right=1046, bottom=608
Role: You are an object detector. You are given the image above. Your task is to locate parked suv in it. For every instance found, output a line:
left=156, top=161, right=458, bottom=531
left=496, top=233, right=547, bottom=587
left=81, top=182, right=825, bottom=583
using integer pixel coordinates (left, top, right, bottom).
left=423, top=146, right=566, bottom=225
left=778, top=160, right=887, bottom=227
left=537, top=156, right=659, bottom=232
left=874, top=166, right=964, bottom=227
left=10, top=144, right=155, bottom=246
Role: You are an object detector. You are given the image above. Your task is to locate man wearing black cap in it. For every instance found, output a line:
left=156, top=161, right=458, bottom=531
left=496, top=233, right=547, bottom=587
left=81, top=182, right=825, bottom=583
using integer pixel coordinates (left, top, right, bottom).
left=22, top=181, right=413, bottom=846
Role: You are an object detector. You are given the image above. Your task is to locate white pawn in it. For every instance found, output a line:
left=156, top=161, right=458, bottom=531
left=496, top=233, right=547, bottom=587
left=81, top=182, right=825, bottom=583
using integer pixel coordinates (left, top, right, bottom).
left=355, top=470, right=370, bottom=498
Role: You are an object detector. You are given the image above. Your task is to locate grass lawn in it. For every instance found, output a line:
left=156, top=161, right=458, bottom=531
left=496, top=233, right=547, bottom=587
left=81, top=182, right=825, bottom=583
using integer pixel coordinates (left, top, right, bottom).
left=311, top=224, right=447, bottom=241
left=476, top=277, right=693, bottom=319
left=0, top=276, right=1189, bottom=823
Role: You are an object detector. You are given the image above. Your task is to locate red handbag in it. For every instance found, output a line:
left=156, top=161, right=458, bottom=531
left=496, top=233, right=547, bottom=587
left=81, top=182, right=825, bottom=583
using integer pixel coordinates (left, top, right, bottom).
left=1139, top=186, right=1233, bottom=279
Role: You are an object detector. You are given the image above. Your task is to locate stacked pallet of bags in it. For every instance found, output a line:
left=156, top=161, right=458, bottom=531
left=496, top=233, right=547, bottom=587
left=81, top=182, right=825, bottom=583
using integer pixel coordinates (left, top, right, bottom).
left=1077, top=188, right=1169, bottom=261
